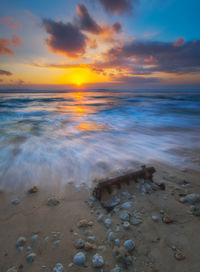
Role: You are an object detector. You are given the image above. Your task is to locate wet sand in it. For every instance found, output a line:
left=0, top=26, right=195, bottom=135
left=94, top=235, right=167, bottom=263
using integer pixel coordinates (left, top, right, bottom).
left=0, top=162, right=200, bottom=272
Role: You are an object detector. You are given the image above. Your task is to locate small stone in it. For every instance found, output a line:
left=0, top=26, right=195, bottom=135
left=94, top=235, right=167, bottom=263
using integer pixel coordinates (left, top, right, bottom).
left=26, top=253, right=36, bottom=263
left=104, top=218, right=111, bottom=228
left=11, top=198, right=19, bottom=205
left=123, top=221, right=130, bottom=229
left=108, top=232, right=115, bottom=243
left=78, top=219, right=88, bottom=228
left=73, top=252, right=86, bottom=266
left=44, top=236, right=49, bottom=243
left=7, top=267, right=17, bottom=272
left=88, top=221, right=94, bottom=226
left=68, top=263, right=73, bottom=268
left=175, top=252, right=185, bottom=261
left=179, top=197, right=186, bottom=203
left=184, top=194, right=200, bottom=204
left=130, top=218, right=143, bottom=225
left=47, top=197, right=59, bottom=206
left=31, top=234, right=38, bottom=243
left=92, top=253, right=104, bottom=268
left=115, top=225, right=120, bottom=232
left=53, top=240, right=61, bottom=246
left=97, top=214, right=104, bottom=222
left=87, top=236, right=95, bottom=243
left=84, top=242, right=96, bottom=251
left=28, top=186, right=38, bottom=194
left=123, top=240, right=135, bottom=252
left=27, top=246, right=32, bottom=251
left=41, top=265, right=47, bottom=270
left=120, top=210, right=130, bottom=221
left=73, top=232, right=78, bottom=236
left=17, top=246, right=24, bottom=252
left=16, top=236, right=26, bottom=248
left=111, top=265, right=121, bottom=272
left=75, top=239, right=85, bottom=249
left=162, top=216, right=174, bottom=224
left=53, top=263, right=64, bottom=272
left=152, top=216, right=159, bottom=222
left=160, top=210, right=164, bottom=214
left=121, top=202, right=132, bottom=209
left=114, top=239, right=120, bottom=246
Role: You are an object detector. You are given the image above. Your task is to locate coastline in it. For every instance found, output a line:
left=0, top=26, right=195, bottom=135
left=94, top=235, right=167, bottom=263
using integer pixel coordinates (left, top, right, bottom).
left=0, top=162, right=200, bottom=272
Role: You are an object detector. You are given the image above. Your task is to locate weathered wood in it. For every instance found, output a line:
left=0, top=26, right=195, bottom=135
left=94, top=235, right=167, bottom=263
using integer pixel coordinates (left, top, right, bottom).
left=93, top=165, right=156, bottom=200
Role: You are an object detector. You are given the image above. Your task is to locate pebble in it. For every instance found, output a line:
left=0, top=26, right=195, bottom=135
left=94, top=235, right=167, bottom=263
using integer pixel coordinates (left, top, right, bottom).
left=130, top=218, right=143, bottom=225
left=123, top=221, right=130, bottom=229
left=28, top=186, right=38, bottom=194
left=122, top=191, right=131, bottom=198
left=11, top=198, right=19, bottom=205
left=26, top=253, right=36, bottom=263
left=175, top=252, right=185, bottom=261
left=75, top=239, right=85, bottom=249
left=87, top=236, right=95, bottom=243
left=27, top=246, right=32, bottom=251
left=152, top=216, right=159, bottom=222
left=68, top=263, right=73, bottom=268
left=53, top=240, right=61, bottom=246
left=104, top=218, right=111, bottom=228
left=162, top=216, right=174, bottom=224
left=84, top=242, right=96, bottom=251
left=111, top=265, right=121, bottom=272
left=92, top=253, right=104, bottom=268
left=115, top=225, right=120, bottom=232
left=114, top=239, right=120, bottom=246
left=120, top=210, right=130, bottom=221
left=41, top=265, right=47, bottom=270
left=121, top=202, right=132, bottom=209
left=31, top=234, right=38, bottom=243
left=108, top=232, right=115, bottom=243
left=97, top=214, right=104, bottom=222
left=88, top=221, right=94, bottom=226
left=183, top=194, right=200, bottom=204
left=17, top=246, right=24, bottom=252
left=16, top=236, right=26, bottom=248
left=44, top=236, right=49, bottom=243
left=73, top=252, right=86, bottom=266
left=47, top=198, right=59, bottom=206
left=6, top=266, right=15, bottom=271
left=78, top=219, right=88, bottom=227
left=123, top=240, right=135, bottom=251
left=52, top=263, right=64, bottom=272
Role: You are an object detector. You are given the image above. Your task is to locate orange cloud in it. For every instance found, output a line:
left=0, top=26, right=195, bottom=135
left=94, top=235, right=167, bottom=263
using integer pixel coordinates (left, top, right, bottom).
left=0, top=16, right=22, bottom=29
left=0, top=35, right=22, bottom=55
left=173, top=38, right=184, bottom=47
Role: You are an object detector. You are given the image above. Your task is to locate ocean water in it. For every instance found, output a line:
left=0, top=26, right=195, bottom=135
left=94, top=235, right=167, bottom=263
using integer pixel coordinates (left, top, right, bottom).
left=0, top=90, right=200, bottom=191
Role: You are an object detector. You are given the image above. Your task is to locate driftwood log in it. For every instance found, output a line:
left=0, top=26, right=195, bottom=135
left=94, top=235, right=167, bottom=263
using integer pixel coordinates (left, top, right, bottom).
left=93, top=165, right=156, bottom=201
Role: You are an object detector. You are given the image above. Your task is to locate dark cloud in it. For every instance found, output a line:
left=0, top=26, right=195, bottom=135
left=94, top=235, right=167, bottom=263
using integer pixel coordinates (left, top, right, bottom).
left=0, top=35, right=22, bottom=55
left=42, top=18, right=87, bottom=58
left=0, top=70, right=13, bottom=76
left=98, top=0, right=138, bottom=14
left=112, top=22, right=122, bottom=33
left=76, top=3, right=102, bottom=34
left=106, top=40, right=200, bottom=73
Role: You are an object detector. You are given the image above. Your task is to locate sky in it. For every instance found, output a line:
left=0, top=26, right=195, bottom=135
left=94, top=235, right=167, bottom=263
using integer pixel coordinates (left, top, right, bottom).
left=0, top=0, right=200, bottom=90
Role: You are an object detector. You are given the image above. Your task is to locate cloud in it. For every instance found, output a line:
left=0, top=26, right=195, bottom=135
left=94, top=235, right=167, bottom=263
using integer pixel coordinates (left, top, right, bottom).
left=112, top=22, right=122, bottom=33
left=0, top=35, right=22, bottom=55
left=0, top=69, right=13, bottom=76
left=105, top=39, right=200, bottom=74
left=42, top=18, right=87, bottom=58
left=0, top=16, right=22, bottom=29
left=173, top=38, right=184, bottom=47
left=98, top=0, right=138, bottom=14
left=76, top=3, right=102, bottom=34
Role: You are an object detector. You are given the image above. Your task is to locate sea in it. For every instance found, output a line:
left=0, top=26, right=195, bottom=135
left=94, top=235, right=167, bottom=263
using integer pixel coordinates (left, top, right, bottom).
left=0, top=90, right=200, bottom=191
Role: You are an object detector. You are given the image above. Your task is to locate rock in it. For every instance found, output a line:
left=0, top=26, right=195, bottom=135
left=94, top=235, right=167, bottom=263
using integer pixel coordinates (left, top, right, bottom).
left=16, top=236, right=26, bottom=248
left=152, top=216, right=159, bottom=222
left=28, top=186, right=38, bottom=194
left=121, top=202, right=132, bottom=209
left=73, top=252, right=86, bottom=266
left=78, top=219, right=88, bottom=228
left=102, top=196, right=121, bottom=211
left=88, top=221, right=94, bottom=226
left=84, top=242, right=96, bottom=251
left=87, top=236, right=95, bottom=243
left=7, top=267, right=17, bottom=272
left=53, top=240, right=60, bottom=246
left=97, top=214, right=104, bottom=222
left=47, top=198, right=59, bottom=206
left=108, top=232, right=115, bottom=243
left=184, top=194, right=200, bottom=204
left=179, top=197, right=186, bottom=203
left=115, top=225, right=121, bottom=232
left=123, top=240, right=135, bottom=252
left=27, top=246, right=32, bottom=251
left=31, top=234, right=38, bottom=243
left=52, top=263, right=64, bottom=272
left=122, top=191, right=131, bottom=198
left=175, top=252, right=185, bottom=261
left=130, top=218, right=143, bottom=225
left=11, top=198, right=19, bottom=205
left=114, top=239, right=120, bottom=246
left=26, top=253, right=36, bottom=263
left=113, top=246, right=132, bottom=266
left=68, top=263, right=73, bottom=268
left=120, top=210, right=130, bottom=221
left=44, top=236, right=49, bottom=243
left=17, top=246, right=24, bottom=252
left=104, top=218, right=111, bottom=228
left=92, top=253, right=104, bottom=268
left=123, top=221, right=130, bottom=229
left=41, top=265, right=47, bottom=270
left=75, top=239, right=85, bottom=249
left=111, top=265, right=121, bottom=272
left=162, top=216, right=174, bottom=224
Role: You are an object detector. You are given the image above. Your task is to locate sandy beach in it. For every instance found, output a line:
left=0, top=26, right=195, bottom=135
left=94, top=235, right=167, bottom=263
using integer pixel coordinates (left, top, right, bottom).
left=1, top=161, right=200, bottom=272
